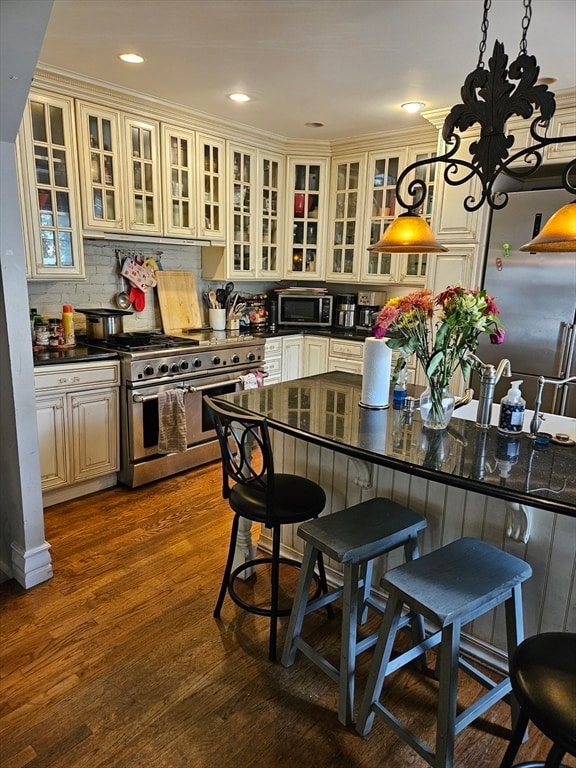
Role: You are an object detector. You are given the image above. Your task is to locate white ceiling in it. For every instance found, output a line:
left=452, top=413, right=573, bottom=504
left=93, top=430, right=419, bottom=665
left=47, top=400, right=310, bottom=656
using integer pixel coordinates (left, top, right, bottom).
left=36, top=0, right=576, bottom=141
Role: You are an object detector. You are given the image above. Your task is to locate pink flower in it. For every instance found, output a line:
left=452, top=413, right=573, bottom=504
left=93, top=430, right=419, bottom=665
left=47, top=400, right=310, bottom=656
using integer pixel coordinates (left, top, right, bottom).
left=373, top=304, right=400, bottom=336
left=490, top=329, right=505, bottom=344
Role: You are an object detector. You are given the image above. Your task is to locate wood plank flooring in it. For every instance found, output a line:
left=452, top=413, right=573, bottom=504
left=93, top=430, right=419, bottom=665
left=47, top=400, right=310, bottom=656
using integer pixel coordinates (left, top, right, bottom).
left=1, top=462, right=573, bottom=768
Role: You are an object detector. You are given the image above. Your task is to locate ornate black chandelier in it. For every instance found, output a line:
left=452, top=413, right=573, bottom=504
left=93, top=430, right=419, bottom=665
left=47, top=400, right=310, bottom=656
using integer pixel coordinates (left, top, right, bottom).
left=370, top=0, right=576, bottom=254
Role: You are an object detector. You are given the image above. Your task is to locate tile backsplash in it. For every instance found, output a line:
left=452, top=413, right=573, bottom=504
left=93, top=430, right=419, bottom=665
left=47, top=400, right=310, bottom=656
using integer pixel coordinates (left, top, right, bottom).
left=26, top=239, right=269, bottom=334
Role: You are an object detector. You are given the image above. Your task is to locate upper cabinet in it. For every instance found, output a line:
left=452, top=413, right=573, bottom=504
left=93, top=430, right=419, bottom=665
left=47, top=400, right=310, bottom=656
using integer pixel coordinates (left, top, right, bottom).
left=326, top=154, right=366, bottom=283
left=285, top=157, right=329, bottom=281
left=17, top=91, right=85, bottom=279
left=123, top=115, right=162, bottom=234
left=197, top=134, right=227, bottom=241
left=76, top=103, right=162, bottom=235
left=161, top=124, right=197, bottom=237
left=202, top=145, right=284, bottom=280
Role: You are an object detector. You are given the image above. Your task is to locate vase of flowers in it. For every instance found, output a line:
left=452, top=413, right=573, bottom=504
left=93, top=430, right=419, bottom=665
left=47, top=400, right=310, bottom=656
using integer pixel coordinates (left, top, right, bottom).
left=373, top=286, right=504, bottom=430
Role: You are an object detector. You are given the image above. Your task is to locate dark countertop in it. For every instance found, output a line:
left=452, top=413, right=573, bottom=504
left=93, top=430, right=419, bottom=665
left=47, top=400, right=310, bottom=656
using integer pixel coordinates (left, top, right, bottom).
left=249, top=327, right=373, bottom=342
left=215, top=371, right=576, bottom=518
left=33, top=344, right=119, bottom=366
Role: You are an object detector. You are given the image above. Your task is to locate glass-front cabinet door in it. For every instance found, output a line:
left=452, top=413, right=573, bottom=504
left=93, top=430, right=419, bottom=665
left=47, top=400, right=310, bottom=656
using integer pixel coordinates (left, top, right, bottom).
left=197, top=134, right=226, bottom=241
left=228, top=144, right=256, bottom=277
left=285, top=157, right=328, bottom=280
left=123, top=115, right=162, bottom=234
left=361, top=146, right=436, bottom=286
left=17, top=91, right=84, bottom=279
left=257, top=151, right=283, bottom=279
left=161, top=124, right=197, bottom=237
left=76, top=102, right=124, bottom=232
left=361, top=150, right=404, bottom=283
left=326, top=154, right=366, bottom=282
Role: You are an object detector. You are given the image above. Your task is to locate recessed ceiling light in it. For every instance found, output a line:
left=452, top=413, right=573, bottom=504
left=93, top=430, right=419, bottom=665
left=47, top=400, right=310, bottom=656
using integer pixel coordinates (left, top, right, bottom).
left=229, top=93, right=251, bottom=103
left=401, top=101, right=425, bottom=113
left=305, top=122, right=325, bottom=128
left=119, top=53, right=144, bottom=64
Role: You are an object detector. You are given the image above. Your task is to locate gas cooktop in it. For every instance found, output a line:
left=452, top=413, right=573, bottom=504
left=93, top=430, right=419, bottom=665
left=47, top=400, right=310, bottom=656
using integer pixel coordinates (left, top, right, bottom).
left=84, top=330, right=256, bottom=352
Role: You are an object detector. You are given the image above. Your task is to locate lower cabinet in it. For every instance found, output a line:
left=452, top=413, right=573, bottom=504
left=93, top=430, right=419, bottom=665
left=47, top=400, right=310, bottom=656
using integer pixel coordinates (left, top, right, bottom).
left=328, top=338, right=365, bottom=374
left=263, top=338, right=283, bottom=385
left=282, top=335, right=304, bottom=381
left=35, top=360, right=120, bottom=504
left=302, top=335, right=329, bottom=377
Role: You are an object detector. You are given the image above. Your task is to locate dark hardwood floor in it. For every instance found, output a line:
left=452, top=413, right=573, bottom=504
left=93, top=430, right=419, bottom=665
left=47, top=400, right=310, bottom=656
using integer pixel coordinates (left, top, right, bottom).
left=1, top=462, right=572, bottom=768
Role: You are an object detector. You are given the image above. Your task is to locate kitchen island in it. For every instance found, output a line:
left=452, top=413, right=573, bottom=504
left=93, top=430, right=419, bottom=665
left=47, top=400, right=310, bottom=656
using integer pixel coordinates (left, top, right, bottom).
left=216, top=371, right=576, bottom=670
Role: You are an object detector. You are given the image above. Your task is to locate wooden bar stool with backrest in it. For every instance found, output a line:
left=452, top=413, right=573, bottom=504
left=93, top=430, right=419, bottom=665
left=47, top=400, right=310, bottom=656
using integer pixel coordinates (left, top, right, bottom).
left=281, top=497, right=427, bottom=726
left=204, top=395, right=330, bottom=662
left=356, top=537, right=532, bottom=768
left=499, top=632, right=576, bottom=768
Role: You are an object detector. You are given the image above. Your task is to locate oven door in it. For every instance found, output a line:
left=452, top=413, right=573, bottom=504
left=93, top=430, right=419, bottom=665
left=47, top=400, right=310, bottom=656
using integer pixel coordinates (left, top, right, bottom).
left=128, top=371, right=245, bottom=461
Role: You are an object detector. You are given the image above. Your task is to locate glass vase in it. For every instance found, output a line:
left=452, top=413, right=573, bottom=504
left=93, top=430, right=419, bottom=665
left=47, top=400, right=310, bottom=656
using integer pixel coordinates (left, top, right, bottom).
left=419, top=384, right=456, bottom=430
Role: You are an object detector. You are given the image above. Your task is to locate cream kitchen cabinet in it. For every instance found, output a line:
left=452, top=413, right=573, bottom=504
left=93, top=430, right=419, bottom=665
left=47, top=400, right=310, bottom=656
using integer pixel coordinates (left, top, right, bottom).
left=161, top=123, right=198, bottom=237
left=17, top=91, right=85, bottom=279
left=263, top=337, right=283, bottom=385
left=285, top=157, right=329, bottom=280
left=123, top=114, right=162, bottom=234
left=34, top=360, right=120, bottom=505
left=328, top=338, right=364, bottom=374
left=302, top=335, right=329, bottom=377
left=361, top=144, right=437, bottom=285
left=282, top=335, right=304, bottom=381
left=326, top=154, right=367, bottom=282
left=201, top=146, right=284, bottom=280
left=75, top=102, right=126, bottom=232
left=197, top=133, right=227, bottom=241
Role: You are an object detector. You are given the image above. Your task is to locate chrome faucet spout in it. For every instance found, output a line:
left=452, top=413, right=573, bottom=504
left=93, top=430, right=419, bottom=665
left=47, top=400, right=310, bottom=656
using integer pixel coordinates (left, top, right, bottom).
left=530, top=374, right=576, bottom=436
left=465, top=352, right=512, bottom=429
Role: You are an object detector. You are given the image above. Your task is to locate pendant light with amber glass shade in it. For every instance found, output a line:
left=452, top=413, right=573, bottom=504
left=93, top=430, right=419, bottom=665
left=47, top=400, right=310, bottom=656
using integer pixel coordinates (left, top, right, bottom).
left=373, top=0, right=576, bottom=256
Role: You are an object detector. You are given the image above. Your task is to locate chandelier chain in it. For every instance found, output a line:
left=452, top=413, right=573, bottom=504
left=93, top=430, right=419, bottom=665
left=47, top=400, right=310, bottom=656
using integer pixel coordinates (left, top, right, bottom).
left=476, top=0, right=492, bottom=68
left=519, top=0, right=533, bottom=55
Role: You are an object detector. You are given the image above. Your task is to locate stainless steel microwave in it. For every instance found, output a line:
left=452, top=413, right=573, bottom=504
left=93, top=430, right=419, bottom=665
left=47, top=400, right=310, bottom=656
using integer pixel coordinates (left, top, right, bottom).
left=277, top=293, right=333, bottom=327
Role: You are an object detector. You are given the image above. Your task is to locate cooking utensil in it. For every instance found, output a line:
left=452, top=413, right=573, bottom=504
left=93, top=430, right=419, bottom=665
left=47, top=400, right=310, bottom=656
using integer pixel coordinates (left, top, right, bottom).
left=76, top=308, right=132, bottom=340
left=115, top=275, right=132, bottom=310
left=208, top=290, right=218, bottom=309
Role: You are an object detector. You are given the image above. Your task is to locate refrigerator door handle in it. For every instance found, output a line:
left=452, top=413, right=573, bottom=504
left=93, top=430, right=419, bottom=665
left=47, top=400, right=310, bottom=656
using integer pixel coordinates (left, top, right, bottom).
left=557, top=322, right=575, bottom=415
left=557, top=321, right=575, bottom=378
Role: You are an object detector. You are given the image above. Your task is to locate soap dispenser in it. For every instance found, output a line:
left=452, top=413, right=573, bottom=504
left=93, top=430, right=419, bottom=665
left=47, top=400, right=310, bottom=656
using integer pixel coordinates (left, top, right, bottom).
left=498, top=380, right=525, bottom=434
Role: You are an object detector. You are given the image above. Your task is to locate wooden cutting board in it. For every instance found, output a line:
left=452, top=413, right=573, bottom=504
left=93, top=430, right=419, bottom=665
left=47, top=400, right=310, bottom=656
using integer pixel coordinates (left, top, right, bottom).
left=155, top=270, right=204, bottom=332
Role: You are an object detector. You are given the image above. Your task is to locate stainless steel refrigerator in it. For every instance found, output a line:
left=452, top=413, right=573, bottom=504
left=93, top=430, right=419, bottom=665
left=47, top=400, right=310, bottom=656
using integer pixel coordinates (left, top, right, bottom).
left=475, top=188, right=576, bottom=418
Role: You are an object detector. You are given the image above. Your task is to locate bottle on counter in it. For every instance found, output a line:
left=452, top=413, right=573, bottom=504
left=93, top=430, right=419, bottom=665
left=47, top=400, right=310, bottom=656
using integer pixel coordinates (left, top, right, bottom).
left=61, top=304, right=75, bottom=347
left=392, top=357, right=408, bottom=410
left=498, top=380, right=526, bottom=434
left=30, top=308, right=41, bottom=342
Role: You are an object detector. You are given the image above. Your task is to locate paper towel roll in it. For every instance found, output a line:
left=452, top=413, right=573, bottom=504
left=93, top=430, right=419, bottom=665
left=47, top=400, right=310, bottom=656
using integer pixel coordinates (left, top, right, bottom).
left=360, top=337, right=392, bottom=408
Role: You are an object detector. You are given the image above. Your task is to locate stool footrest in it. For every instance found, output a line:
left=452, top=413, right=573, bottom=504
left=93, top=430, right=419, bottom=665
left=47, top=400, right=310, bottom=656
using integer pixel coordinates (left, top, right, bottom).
left=455, top=678, right=512, bottom=734
left=372, top=700, right=435, bottom=766
left=293, top=637, right=340, bottom=684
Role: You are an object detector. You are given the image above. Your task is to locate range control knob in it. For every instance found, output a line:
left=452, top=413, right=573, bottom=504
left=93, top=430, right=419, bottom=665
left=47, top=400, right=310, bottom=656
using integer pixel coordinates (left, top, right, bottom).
left=231, top=354, right=240, bottom=364
left=159, top=363, right=169, bottom=374
left=171, top=363, right=180, bottom=374
left=193, top=358, right=202, bottom=368
left=211, top=356, right=221, bottom=366
left=246, top=352, right=256, bottom=362
left=143, top=365, right=154, bottom=376
left=180, top=360, right=189, bottom=371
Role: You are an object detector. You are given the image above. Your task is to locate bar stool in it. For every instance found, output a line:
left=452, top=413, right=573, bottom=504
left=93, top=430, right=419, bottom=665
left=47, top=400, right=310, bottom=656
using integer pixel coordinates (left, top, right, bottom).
left=281, top=497, right=427, bottom=726
left=356, top=537, right=532, bottom=768
left=499, top=632, right=576, bottom=768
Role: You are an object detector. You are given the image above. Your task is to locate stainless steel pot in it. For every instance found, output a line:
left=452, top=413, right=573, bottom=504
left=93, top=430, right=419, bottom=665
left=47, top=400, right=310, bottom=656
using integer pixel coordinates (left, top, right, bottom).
left=76, top=308, right=132, bottom=340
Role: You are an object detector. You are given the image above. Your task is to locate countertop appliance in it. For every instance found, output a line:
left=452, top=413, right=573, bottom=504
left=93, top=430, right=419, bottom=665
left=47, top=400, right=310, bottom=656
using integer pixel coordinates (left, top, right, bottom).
left=334, top=294, right=356, bottom=329
left=85, top=331, right=265, bottom=487
left=277, top=292, right=333, bottom=327
left=476, top=188, right=575, bottom=417
left=355, top=305, right=379, bottom=331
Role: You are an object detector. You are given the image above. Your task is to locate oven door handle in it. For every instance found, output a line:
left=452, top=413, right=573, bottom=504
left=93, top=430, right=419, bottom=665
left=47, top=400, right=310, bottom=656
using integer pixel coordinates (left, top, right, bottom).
left=132, top=371, right=267, bottom=402
left=188, top=371, right=267, bottom=393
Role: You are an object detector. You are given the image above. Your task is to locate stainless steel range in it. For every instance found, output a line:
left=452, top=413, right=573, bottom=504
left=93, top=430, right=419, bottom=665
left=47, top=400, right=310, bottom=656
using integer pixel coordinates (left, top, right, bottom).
left=90, top=331, right=265, bottom=487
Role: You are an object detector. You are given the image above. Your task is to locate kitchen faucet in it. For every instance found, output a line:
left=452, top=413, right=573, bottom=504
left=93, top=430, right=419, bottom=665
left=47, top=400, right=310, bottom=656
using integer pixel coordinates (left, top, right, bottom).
left=529, top=375, right=576, bottom=436
left=466, top=352, right=512, bottom=429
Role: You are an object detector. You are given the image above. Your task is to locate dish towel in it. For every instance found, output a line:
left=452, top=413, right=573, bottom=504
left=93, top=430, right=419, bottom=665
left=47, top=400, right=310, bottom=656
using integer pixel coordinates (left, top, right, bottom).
left=238, top=371, right=264, bottom=390
left=158, top=389, right=187, bottom=454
